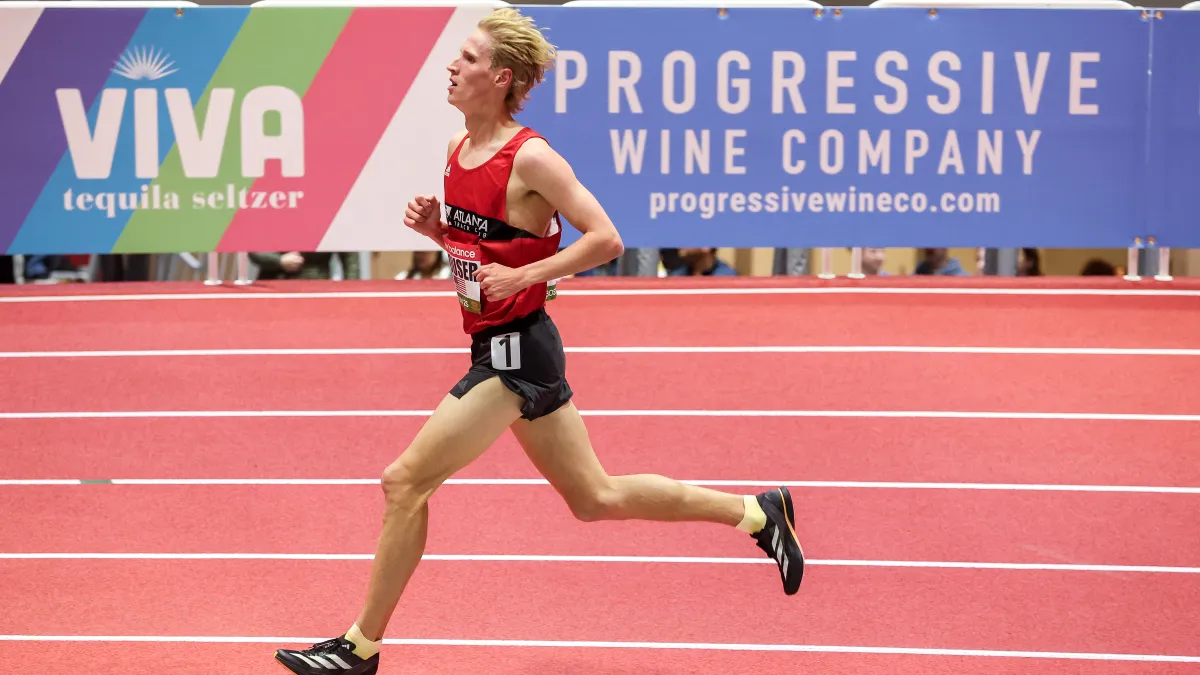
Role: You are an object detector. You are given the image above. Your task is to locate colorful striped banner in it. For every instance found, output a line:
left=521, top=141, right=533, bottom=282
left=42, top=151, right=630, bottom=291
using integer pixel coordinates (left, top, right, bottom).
left=0, top=4, right=490, bottom=254
left=214, top=6, right=454, bottom=254
left=11, top=7, right=246, bottom=254
left=0, top=7, right=146, bottom=253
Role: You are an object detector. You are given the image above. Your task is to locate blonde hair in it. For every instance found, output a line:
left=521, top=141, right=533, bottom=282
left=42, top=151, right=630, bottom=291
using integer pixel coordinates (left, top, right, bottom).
left=478, top=8, right=556, bottom=113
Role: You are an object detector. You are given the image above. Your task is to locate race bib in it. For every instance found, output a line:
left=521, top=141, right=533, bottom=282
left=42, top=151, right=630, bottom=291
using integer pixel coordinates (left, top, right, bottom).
left=446, top=242, right=482, bottom=313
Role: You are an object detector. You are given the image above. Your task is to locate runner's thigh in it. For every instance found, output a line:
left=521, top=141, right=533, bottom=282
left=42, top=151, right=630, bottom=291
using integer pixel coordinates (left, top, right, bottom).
left=390, top=376, right=525, bottom=492
left=510, top=401, right=610, bottom=499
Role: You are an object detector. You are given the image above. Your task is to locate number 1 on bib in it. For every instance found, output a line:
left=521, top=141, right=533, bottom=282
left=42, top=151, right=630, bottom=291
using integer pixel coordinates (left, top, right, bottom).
left=491, top=332, right=521, bottom=370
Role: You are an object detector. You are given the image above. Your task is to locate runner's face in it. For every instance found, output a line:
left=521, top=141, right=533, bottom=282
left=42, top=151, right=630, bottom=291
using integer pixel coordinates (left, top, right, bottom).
left=447, top=30, right=509, bottom=109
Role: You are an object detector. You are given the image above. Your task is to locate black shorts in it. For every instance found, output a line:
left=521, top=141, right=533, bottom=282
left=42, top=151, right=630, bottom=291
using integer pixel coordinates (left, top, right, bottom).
left=449, top=308, right=573, bottom=420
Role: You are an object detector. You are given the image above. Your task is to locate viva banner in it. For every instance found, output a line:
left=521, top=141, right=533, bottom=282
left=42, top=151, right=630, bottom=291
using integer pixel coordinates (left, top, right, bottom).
left=0, top=4, right=1182, bottom=253
left=0, top=4, right=493, bottom=255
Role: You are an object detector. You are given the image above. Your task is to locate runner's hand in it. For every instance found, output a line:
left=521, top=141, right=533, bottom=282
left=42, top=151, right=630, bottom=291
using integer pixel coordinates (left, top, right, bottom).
left=475, top=263, right=531, bottom=301
left=404, top=195, right=447, bottom=241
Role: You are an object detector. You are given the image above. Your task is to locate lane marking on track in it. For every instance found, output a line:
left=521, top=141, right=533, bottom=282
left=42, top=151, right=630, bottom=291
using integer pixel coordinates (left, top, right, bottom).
left=3, top=409, right=1199, bottom=422
left=2, top=477, right=1199, bottom=493
left=3, top=345, right=1200, bottom=358
left=0, top=552, right=1196, bottom=574
left=1, top=285, right=1199, bottom=304
left=1, top=479, right=85, bottom=485
left=0, top=634, right=1196, bottom=662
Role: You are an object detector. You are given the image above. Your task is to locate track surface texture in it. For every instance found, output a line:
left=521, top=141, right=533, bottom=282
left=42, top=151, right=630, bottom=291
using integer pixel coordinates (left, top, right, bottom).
left=1, top=276, right=1197, bottom=674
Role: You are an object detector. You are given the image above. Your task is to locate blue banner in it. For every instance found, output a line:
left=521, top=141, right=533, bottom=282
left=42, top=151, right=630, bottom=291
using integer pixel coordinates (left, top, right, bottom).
left=518, top=6, right=1153, bottom=249
left=1147, top=10, right=1200, bottom=249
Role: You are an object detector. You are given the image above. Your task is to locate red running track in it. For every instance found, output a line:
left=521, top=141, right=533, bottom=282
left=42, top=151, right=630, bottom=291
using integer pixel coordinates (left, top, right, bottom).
left=3, top=352, right=1197, bottom=415
left=1, top=558, right=1197, bottom=658
left=4, top=416, right=1198, bottom=486
left=3, top=484, right=1198, bottom=567
left=2, top=278, right=1198, bottom=673
left=1, top=280, right=1199, bottom=352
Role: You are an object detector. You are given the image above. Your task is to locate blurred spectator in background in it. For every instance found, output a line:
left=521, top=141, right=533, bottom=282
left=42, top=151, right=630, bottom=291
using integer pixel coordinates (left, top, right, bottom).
left=914, top=248, right=968, bottom=275
left=395, top=250, right=450, bottom=280
left=22, top=255, right=76, bottom=281
left=1018, top=248, right=1042, bottom=276
left=0, top=256, right=13, bottom=284
left=861, top=247, right=886, bottom=275
left=1080, top=258, right=1117, bottom=276
left=97, top=254, right=150, bottom=282
left=669, top=248, right=737, bottom=276
left=249, top=251, right=360, bottom=280
left=659, top=248, right=684, bottom=276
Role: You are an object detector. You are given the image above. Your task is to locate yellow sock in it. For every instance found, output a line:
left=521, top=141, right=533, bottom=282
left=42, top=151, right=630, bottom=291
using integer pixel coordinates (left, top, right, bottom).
left=345, top=623, right=381, bottom=659
left=735, top=495, right=767, bottom=533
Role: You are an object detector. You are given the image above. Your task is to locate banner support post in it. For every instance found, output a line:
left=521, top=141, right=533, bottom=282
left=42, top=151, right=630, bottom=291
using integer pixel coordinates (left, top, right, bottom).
left=817, top=248, right=835, bottom=279
left=848, top=247, right=865, bottom=279
left=235, top=252, right=251, bottom=285
left=204, top=252, right=221, bottom=286
left=1155, top=247, right=1173, bottom=281
left=1124, top=239, right=1142, bottom=281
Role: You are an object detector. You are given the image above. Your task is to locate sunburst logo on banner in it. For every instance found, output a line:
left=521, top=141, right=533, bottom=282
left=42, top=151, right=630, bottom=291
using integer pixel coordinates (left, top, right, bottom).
left=112, top=45, right=178, bottom=81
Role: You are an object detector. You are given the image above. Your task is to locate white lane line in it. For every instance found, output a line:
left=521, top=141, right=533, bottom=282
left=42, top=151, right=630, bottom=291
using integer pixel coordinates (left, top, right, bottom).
left=0, top=552, right=1195, bottom=574
left=3, top=345, right=1199, bottom=358
left=0, top=634, right=1196, bottom=662
left=2, top=478, right=1198, bottom=493
left=0, top=348, right=463, bottom=358
left=0, top=480, right=86, bottom=485
left=1, top=285, right=1198, bottom=303
left=2, top=409, right=1198, bottom=422
left=0, top=410, right=433, bottom=419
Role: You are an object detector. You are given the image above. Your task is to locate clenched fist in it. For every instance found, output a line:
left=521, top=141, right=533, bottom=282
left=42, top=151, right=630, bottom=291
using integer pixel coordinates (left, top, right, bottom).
left=404, top=194, right=448, bottom=243
left=475, top=263, right=532, bottom=302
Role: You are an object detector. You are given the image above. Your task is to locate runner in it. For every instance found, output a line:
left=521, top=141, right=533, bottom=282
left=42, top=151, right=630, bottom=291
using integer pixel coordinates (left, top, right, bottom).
left=275, top=9, right=804, bottom=674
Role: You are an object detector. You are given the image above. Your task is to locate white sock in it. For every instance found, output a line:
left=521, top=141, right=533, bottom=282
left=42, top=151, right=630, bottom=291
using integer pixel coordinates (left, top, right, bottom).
left=735, top=494, right=767, bottom=533
left=345, top=623, right=381, bottom=659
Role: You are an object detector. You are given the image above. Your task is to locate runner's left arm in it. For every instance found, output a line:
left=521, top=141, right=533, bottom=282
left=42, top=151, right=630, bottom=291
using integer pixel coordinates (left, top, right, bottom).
left=513, top=140, right=625, bottom=284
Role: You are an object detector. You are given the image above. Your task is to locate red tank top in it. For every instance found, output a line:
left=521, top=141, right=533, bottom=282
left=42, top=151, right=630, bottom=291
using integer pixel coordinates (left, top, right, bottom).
left=442, top=127, right=562, bottom=335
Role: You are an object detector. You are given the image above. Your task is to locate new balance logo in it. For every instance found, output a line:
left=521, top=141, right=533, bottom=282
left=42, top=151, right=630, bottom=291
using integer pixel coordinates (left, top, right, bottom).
left=291, top=653, right=352, bottom=670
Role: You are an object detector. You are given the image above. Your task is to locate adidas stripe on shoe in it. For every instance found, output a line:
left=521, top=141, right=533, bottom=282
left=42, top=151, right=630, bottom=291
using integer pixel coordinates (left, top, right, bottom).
left=276, top=636, right=378, bottom=674
left=751, top=486, right=805, bottom=595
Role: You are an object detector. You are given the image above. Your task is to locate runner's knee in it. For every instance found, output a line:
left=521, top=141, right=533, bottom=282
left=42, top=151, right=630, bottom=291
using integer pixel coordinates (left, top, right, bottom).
left=566, top=485, right=619, bottom=522
left=380, top=458, right=440, bottom=511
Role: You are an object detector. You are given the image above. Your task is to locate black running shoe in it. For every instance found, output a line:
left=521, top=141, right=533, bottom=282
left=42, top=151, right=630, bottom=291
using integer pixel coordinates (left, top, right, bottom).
left=751, top=487, right=805, bottom=595
left=276, top=636, right=378, bottom=674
